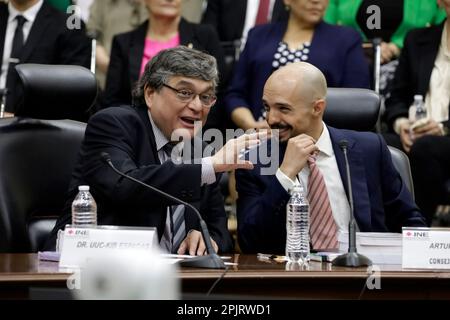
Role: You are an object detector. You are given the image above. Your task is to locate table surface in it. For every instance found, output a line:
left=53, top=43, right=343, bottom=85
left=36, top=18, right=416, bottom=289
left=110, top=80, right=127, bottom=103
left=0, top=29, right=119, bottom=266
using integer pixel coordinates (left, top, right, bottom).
left=1, top=253, right=449, bottom=299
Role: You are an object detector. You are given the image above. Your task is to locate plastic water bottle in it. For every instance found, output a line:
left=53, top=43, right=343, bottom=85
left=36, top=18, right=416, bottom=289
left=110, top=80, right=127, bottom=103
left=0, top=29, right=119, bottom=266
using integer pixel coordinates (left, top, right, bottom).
left=413, top=94, right=427, bottom=122
left=71, top=185, right=97, bottom=227
left=409, top=95, right=428, bottom=138
left=286, top=183, right=310, bottom=263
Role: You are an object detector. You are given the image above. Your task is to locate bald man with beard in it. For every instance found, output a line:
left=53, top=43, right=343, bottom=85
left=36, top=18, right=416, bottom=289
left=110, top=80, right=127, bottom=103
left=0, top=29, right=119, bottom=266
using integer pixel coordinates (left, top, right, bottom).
left=235, top=62, right=426, bottom=254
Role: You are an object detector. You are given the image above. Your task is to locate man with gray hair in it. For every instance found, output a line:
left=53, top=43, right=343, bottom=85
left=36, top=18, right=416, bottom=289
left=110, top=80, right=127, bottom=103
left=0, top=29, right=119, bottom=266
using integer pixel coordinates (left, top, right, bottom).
left=47, top=46, right=262, bottom=255
left=236, top=62, right=426, bottom=254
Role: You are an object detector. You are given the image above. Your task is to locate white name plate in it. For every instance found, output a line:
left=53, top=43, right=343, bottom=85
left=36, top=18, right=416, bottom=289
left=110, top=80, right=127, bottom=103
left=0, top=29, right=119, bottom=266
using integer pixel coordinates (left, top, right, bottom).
left=402, top=227, right=450, bottom=269
left=59, top=225, right=158, bottom=268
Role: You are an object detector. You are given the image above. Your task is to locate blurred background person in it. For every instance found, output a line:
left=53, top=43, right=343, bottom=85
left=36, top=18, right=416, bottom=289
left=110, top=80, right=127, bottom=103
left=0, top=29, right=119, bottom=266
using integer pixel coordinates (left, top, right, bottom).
left=324, top=0, right=446, bottom=101
left=225, top=0, right=370, bottom=131
left=87, top=0, right=148, bottom=88
left=102, top=0, right=225, bottom=132
left=202, top=0, right=288, bottom=47
left=0, top=0, right=91, bottom=116
left=384, top=0, right=450, bottom=225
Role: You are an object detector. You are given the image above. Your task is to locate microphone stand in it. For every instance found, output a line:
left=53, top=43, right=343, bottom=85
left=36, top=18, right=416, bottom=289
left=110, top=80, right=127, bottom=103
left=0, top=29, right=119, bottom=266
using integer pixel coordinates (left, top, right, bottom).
left=101, top=152, right=226, bottom=269
left=332, top=141, right=372, bottom=267
left=0, top=89, right=7, bottom=118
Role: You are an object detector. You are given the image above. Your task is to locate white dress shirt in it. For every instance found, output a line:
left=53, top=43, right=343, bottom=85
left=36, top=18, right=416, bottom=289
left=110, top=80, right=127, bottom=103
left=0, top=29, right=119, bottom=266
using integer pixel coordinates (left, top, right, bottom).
left=0, top=0, right=43, bottom=89
left=276, top=124, right=351, bottom=233
left=241, top=0, right=276, bottom=49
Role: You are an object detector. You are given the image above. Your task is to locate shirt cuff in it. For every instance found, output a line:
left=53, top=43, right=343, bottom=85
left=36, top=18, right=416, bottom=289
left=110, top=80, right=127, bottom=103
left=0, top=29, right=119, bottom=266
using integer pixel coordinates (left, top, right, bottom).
left=201, top=157, right=217, bottom=185
left=276, top=168, right=299, bottom=193
left=394, top=117, right=410, bottom=135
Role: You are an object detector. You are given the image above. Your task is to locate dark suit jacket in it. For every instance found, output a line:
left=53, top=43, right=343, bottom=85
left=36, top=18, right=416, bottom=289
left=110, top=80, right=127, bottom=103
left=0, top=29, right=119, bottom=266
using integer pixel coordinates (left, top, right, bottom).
left=46, top=105, right=234, bottom=253
left=103, top=18, right=225, bottom=108
left=385, top=22, right=449, bottom=131
left=225, top=21, right=370, bottom=120
left=0, top=1, right=91, bottom=113
left=236, top=126, right=426, bottom=254
left=201, top=0, right=288, bottom=42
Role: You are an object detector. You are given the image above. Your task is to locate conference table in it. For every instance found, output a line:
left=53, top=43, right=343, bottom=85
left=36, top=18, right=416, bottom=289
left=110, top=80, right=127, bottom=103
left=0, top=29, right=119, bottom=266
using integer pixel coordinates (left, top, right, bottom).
left=0, top=253, right=449, bottom=299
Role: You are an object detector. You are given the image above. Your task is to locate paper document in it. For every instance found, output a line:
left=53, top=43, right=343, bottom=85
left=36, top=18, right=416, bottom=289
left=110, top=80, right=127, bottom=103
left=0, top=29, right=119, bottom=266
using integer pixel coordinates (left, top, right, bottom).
left=338, top=232, right=402, bottom=264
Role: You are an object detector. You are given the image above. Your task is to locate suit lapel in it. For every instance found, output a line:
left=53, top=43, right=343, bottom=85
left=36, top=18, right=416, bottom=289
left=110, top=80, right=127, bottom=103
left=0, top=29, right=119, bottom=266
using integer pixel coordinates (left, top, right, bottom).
left=0, top=5, right=7, bottom=75
left=234, top=0, right=247, bottom=40
left=129, top=21, right=147, bottom=84
left=135, top=104, right=160, bottom=164
left=179, top=18, right=197, bottom=48
left=416, top=23, right=443, bottom=95
left=328, top=127, right=372, bottom=230
left=20, top=2, right=52, bottom=62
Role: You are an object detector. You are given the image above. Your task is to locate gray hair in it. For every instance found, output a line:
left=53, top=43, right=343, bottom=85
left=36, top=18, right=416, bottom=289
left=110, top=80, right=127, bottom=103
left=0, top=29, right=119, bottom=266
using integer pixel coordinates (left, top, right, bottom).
left=133, top=46, right=219, bottom=106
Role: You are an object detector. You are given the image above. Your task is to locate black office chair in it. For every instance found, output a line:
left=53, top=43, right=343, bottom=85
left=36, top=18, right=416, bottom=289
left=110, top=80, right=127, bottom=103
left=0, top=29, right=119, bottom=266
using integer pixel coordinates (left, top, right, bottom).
left=0, top=118, right=86, bottom=252
left=388, top=146, right=414, bottom=199
left=324, top=88, right=414, bottom=196
left=324, top=88, right=380, bottom=131
left=14, top=64, right=97, bottom=122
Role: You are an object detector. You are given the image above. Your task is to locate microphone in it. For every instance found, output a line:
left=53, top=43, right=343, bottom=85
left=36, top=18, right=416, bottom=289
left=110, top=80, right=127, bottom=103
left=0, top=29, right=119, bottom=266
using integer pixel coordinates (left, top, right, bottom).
left=332, top=140, right=372, bottom=267
left=100, top=152, right=226, bottom=269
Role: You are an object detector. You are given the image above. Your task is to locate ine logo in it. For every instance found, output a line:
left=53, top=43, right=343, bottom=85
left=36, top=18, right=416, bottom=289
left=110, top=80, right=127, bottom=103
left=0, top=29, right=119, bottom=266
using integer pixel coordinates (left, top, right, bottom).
left=404, top=231, right=430, bottom=238
left=66, top=5, right=82, bottom=30
left=366, top=5, right=381, bottom=30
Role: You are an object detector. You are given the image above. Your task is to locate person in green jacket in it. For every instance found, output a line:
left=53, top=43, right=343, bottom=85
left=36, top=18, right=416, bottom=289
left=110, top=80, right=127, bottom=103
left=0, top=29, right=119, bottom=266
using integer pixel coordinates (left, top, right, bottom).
left=324, top=0, right=446, bottom=64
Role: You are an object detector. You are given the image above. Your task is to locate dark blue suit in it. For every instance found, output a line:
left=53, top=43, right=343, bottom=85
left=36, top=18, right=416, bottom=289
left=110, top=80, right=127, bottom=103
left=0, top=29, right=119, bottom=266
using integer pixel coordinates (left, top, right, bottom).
left=225, top=21, right=370, bottom=120
left=236, top=126, right=426, bottom=254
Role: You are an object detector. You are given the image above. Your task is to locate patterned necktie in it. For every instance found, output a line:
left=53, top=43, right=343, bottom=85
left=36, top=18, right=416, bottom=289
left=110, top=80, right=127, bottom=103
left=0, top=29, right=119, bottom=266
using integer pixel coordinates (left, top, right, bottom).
left=161, top=143, right=186, bottom=253
left=255, top=0, right=270, bottom=25
left=307, top=155, right=338, bottom=250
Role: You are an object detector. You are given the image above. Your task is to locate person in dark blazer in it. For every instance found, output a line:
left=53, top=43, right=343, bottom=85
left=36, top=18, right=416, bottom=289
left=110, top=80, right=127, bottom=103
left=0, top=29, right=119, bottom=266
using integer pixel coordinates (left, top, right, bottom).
left=105, top=0, right=223, bottom=107
left=201, top=0, right=288, bottom=43
left=225, top=0, right=370, bottom=131
left=103, top=0, right=225, bottom=132
left=236, top=62, right=425, bottom=254
left=46, top=47, right=264, bottom=255
left=384, top=0, right=450, bottom=224
left=0, top=0, right=91, bottom=115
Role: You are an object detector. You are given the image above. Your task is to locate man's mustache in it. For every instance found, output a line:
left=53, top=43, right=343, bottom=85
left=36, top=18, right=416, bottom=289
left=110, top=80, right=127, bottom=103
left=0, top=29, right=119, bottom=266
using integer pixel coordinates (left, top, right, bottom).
left=270, top=123, right=291, bottom=130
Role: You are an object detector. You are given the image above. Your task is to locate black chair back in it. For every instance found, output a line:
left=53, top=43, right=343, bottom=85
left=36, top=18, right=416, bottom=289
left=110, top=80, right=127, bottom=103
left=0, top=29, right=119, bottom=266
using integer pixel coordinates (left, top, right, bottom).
left=0, top=118, right=86, bottom=252
left=388, top=146, right=414, bottom=199
left=324, top=88, right=380, bottom=131
left=14, top=64, right=97, bottom=122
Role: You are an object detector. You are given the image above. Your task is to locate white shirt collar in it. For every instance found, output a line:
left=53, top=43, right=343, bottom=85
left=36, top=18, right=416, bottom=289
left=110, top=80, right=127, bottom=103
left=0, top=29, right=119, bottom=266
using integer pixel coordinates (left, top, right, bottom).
left=147, top=110, right=169, bottom=152
left=8, top=0, right=44, bottom=25
left=315, top=122, right=334, bottom=157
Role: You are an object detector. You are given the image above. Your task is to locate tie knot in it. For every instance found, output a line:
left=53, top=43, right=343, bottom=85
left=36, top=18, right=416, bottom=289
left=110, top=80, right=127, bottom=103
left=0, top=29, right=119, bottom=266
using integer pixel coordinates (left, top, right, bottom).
left=15, top=15, right=27, bottom=28
left=308, top=154, right=317, bottom=165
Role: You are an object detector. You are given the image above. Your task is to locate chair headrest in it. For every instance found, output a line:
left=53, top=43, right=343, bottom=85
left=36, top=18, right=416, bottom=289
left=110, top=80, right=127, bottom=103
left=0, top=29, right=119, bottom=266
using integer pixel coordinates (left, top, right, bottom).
left=14, top=64, right=97, bottom=122
left=324, top=88, right=380, bottom=131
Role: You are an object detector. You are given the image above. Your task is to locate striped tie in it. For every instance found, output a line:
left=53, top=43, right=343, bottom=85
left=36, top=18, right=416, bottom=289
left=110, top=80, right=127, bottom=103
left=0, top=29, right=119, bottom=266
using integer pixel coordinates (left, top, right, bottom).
left=307, top=155, right=338, bottom=250
left=160, top=142, right=186, bottom=253
left=170, top=205, right=186, bottom=253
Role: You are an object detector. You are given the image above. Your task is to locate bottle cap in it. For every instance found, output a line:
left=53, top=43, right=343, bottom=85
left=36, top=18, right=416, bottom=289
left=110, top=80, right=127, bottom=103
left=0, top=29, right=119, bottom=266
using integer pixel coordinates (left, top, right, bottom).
left=78, top=185, right=90, bottom=191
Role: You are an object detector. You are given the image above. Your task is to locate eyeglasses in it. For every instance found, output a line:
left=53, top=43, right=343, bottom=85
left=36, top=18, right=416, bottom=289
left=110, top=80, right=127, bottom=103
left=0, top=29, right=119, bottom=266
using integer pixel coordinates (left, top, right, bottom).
left=162, top=84, right=217, bottom=108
